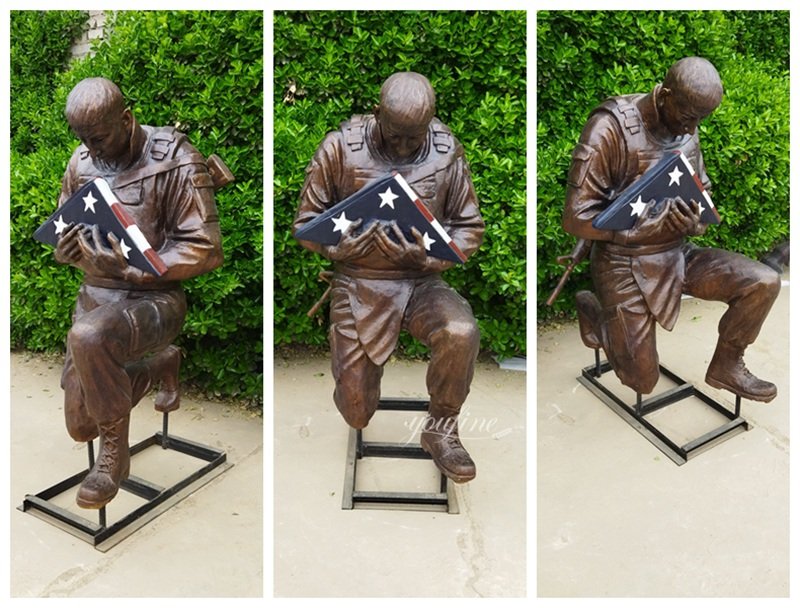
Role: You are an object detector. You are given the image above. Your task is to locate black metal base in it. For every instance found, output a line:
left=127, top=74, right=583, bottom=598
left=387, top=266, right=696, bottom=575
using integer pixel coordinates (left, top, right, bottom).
left=578, top=352, right=750, bottom=465
left=19, top=413, right=230, bottom=551
left=342, top=398, right=458, bottom=513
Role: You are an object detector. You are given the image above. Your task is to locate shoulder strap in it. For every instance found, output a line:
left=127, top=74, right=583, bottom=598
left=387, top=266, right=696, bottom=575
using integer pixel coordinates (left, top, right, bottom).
left=342, top=115, right=366, bottom=151
left=112, top=153, right=207, bottom=189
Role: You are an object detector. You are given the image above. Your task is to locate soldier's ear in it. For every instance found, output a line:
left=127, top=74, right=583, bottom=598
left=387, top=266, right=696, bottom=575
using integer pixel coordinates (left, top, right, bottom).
left=656, top=86, right=671, bottom=109
left=121, top=108, right=133, bottom=129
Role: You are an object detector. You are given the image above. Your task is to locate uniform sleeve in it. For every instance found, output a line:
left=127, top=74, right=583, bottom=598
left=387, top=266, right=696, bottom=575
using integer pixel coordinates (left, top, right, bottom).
left=440, top=153, right=484, bottom=260
left=562, top=111, right=628, bottom=242
left=58, top=150, right=82, bottom=206
left=152, top=154, right=224, bottom=282
left=292, top=131, right=345, bottom=257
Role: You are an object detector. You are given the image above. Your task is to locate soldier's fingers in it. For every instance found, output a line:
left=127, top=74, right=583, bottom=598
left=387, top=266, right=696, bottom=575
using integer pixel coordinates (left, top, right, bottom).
left=344, top=218, right=364, bottom=236
left=107, top=232, right=126, bottom=260
left=76, top=227, right=95, bottom=257
left=390, top=222, right=412, bottom=245
left=90, top=225, right=110, bottom=253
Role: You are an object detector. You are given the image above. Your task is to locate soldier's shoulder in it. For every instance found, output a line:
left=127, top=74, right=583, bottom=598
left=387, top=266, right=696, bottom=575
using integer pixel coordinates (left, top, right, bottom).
left=146, top=125, right=196, bottom=161
left=429, top=118, right=463, bottom=156
left=336, top=114, right=372, bottom=151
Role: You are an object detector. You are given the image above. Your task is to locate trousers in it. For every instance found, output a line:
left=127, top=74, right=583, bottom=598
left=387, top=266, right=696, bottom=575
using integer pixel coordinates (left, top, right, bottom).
left=328, top=274, right=480, bottom=429
left=61, top=284, right=186, bottom=441
left=592, top=243, right=780, bottom=394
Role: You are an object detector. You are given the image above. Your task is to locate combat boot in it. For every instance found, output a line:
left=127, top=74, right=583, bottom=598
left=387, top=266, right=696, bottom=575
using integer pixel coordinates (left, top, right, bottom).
left=420, top=414, right=476, bottom=483
left=76, top=415, right=131, bottom=509
left=705, top=340, right=777, bottom=403
left=152, top=345, right=182, bottom=413
left=575, top=290, right=603, bottom=350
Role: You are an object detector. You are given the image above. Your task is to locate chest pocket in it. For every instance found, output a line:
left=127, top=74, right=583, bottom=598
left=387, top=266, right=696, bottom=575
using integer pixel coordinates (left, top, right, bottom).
left=111, top=181, right=143, bottom=207
left=636, top=150, right=666, bottom=177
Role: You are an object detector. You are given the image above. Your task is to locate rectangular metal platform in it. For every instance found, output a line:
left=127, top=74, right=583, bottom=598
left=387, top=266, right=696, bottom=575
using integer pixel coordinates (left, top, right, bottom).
left=342, top=398, right=458, bottom=513
left=19, top=429, right=230, bottom=552
left=578, top=356, right=749, bottom=465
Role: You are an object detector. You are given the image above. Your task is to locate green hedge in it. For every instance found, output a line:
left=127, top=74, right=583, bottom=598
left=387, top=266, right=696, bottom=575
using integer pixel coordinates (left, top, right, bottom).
left=274, top=10, right=527, bottom=359
left=537, top=10, right=790, bottom=321
left=10, top=10, right=263, bottom=402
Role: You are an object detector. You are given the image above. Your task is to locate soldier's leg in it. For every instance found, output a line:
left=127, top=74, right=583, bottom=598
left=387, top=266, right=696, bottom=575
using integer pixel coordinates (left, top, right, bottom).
left=61, top=342, right=99, bottom=442
left=404, top=278, right=480, bottom=414
left=329, top=282, right=383, bottom=429
left=600, top=298, right=660, bottom=394
left=684, top=245, right=780, bottom=401
left=404, top=278, right=480, bottom=482
left=592, top=261, right=660, bottom=395
left=68, top=290, right=185, bottom=508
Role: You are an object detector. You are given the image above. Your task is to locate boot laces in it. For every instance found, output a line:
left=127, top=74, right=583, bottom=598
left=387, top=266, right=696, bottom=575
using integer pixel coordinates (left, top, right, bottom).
left=96, top=425, right=121, bottom=475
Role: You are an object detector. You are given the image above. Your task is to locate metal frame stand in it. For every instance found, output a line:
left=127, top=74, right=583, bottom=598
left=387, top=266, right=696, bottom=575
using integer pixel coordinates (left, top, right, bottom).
left=342, top=398, right=458, bottom=513
left=578, top=349, right=749, bottom=465
left=19, top=412, right=230, bottom=551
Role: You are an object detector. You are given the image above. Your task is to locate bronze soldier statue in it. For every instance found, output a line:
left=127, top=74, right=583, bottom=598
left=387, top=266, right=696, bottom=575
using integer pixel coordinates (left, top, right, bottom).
left=294, top=72, right=485, bottom=483
left=562, top=57, right=780, bottom=402
left=54, top=77, right=224, bottom=508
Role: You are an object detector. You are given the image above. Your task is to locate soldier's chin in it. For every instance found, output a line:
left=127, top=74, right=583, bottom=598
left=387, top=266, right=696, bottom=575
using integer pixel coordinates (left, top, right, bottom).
left=93, top=157, right=121, bottom=173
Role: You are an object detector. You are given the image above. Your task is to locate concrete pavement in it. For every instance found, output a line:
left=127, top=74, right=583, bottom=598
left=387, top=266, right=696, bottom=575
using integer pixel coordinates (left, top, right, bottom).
left=537, top=276, right=790, bottom=597
left=9, top=352, right=263, bottom=597
left=273, top=355, right=527, bottom=597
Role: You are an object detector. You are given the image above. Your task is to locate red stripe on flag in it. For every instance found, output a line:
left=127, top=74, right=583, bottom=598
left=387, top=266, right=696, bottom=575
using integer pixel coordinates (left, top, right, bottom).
left=450, top=242, right=468, bottom=263
left=412, top=198, right=435, bottom=222
left=109, top=201, right=135, bottom=228
left=144, top=249, right=168, bottom=276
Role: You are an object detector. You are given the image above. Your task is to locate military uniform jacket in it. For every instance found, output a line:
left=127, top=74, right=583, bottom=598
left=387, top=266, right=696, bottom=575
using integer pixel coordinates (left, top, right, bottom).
left=563, top=94, right=711, bottom=330
left=60, top=125, right=223, bottom=288
left=294, top=114, right=484, bottom=364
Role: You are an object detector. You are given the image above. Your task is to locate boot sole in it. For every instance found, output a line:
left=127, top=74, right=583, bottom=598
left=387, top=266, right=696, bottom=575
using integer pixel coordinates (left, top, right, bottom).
left=706, top=376, right=777, bottom=403
left=76, top=493, right=118, bottom=510
left=76, top=467, right=130, bottom=509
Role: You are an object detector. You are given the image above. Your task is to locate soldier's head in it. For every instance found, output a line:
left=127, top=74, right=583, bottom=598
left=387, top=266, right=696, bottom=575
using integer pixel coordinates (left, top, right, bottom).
left=65, top=77, right=136, bottom=170
left=657, top=57, right=723, bottom=137
left=375, top=72, right=436, bottom=162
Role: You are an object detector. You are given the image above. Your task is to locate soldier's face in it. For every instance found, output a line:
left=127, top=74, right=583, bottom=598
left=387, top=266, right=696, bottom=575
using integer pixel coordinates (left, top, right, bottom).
left=72, top=110, right=132, bottom=169
left=659, top=88, right=715, bottom=138
left=377, top=113, right=429, bottom=162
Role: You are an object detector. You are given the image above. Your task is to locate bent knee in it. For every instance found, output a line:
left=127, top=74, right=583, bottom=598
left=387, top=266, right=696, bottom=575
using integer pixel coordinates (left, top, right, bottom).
left=67, top=320, right=106, bottom=352
left=760, top=266, right=782, bottom=296
left=435, top=318, right=480, bottom=350
left=334, top=386, right=379, bottom=430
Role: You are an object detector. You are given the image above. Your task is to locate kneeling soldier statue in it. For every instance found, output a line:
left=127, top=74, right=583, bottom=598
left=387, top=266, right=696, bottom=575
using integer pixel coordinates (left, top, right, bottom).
left=294, top=72, right=485, bottom=482
left=560, top=57, right=780, bottom=402
left=53, top=78, right=226, bottom=508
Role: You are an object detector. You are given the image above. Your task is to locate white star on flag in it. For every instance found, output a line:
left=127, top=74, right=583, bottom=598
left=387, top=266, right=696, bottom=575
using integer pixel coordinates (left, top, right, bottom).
left=378, top=187, right=399, bottom=209
left=119, top=238, right=132, bottom=259
left=629, top=195, right=647, bottom=217
left=668, top=166, right=684, bottom=186
left=422, top=232, right=436, bottom=251
left=331, top=211, right=353, bottom=234
left=53, top=215, right=68, bottom=235
left=83, top=192, right=98, bottom=213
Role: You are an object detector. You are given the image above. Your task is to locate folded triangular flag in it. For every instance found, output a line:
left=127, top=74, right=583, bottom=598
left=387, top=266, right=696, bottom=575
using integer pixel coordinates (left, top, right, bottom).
left=592, top=151, right=721, bottom=231
left=295, top=172, right=467, bottom=263
left=34, top=177, right=167, bottom=276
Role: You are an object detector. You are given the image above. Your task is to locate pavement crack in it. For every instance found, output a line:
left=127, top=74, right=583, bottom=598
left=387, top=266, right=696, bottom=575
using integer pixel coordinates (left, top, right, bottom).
left=456, top=485, right=489, bottom=597
left=40, top=558, right=119, bottom=597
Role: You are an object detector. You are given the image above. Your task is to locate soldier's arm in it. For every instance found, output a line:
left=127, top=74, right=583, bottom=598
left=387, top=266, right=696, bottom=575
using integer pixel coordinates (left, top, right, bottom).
left=293, top=132, right=366, bottom=261
left=123, top=159, right=223, bottom=285
left=562, top=112, right=626, bottom=242
left=421, top=154, right=485, bottom=273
